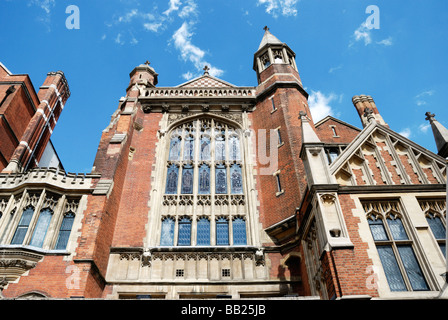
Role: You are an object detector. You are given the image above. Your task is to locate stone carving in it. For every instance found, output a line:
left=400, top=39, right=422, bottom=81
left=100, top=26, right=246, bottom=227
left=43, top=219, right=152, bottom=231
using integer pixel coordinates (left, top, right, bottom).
left=167, top=112, right=243, bottom=125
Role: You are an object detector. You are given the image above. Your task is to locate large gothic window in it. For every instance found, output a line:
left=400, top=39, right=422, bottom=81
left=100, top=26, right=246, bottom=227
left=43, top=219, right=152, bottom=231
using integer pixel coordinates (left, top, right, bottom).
left=160, top=117, right=248, bottom=247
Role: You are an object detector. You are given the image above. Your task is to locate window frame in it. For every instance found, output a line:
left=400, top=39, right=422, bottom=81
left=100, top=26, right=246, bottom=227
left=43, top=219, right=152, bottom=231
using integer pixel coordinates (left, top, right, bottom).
left=364, top=201, right=431, bottom=292
left=1, top=192, right=80, bottom=252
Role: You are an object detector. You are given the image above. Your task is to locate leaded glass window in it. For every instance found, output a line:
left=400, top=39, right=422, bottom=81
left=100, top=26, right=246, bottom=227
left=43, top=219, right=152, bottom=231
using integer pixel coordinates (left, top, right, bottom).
left=178, top=217, right=192, bottom=246
left=200, top=135, right=211, bottom=161
left=160, top=217, right=175, bottom=246
left=198, top=164, right=210, bottom=194
left=230, top=164, right=243, bottom=194
left=11, top=206, right=34, bottom=245
left=215, top=165, right=227, bottom=194
left=419, top=199, right=446, bottom=258
left=55, top=212, right=75, bottom=250
left=165, top=164, right=179, bottom=194
left=181, top=165, right=194, bottom=194
left=197, top=217, right=210, bottom=246
left=232, top=217, right=247, bottom=245
left=363, top=201, right=430, bottom=292
left=162, top=118, right=248, bottom=247
left=215, top=131, right=226, bottom=161
left=183, top=134, right=195, bottom=161
left=216, top=217, right=229, bottom=245
left=229, top=135, right=240, bottom=161
left=377, top=245, right=407, bottom=291
left=169, top=135, right=181, bottom=161
left=368, top=215, right=388, bottom=241
left=29, top=208, right=53, bottom=248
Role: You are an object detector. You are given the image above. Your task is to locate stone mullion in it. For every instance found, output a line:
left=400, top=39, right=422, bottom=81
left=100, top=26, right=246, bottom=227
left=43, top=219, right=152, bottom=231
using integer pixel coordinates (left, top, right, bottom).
left=210, top=119, right=216, bottom=246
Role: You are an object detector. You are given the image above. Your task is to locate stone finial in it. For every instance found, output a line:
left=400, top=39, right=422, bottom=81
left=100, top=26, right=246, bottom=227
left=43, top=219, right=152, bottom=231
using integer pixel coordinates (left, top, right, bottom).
left=425, top=111, right=448, bottom=157
left=144, top=60, right=150, bottom=65
left=263, top=26, right=269, bottom=32
left=363, top=107, right=375, bottom=123
left=203, top=65, right=210, bottom=75
left=425, top=111, right=435, bottom=122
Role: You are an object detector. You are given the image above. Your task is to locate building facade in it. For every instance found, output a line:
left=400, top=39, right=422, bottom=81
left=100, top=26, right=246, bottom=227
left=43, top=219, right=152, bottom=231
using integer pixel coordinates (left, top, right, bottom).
left=0, top=29, right=446, bottom=300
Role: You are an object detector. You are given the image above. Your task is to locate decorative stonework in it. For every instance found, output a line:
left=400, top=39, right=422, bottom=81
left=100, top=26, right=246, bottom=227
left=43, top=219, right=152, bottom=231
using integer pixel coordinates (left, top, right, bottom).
left=0, top=248, right=44, bottom=292
left=167, top=112, right=243, bottom=126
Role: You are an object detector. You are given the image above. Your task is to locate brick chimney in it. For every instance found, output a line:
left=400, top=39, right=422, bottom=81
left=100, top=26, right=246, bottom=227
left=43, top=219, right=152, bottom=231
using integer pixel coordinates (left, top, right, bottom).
left=352, top=95, right=387, bottom=128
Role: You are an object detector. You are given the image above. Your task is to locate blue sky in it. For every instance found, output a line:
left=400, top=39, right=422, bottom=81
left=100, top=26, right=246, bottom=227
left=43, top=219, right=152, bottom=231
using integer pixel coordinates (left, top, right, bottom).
left=0, top=0, right=447, bottom=173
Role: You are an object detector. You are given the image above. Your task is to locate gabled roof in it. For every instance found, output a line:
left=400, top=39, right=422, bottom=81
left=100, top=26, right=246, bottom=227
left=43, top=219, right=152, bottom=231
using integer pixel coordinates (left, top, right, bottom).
left=315, top=115, right=361, bottom=132
left=329, top=120, right=447, bottom=180
left=176, top=74, right=236, bottom=88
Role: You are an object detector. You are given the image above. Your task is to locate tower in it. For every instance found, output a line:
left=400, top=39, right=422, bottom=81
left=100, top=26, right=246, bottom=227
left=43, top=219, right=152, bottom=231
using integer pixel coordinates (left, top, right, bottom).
left=251, top=26, right=312, bottom=233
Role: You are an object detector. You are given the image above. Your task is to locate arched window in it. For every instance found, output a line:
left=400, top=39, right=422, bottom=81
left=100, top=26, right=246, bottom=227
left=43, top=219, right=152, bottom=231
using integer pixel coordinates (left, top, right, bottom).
left=55, top=212, right=75, bottom=250
left=178, top=217, right=192, bottom=246
left=160, top=217, right=175, bottom=246
left=29, top=208, right=53, bottom=248
left=162, top=118, right=248, bottom=247
left=197, top=217, right=210, bottom=246
left=216, top=217, right=229, bottom=245
left=11, top=206, right=34, bottom=245
left=232, top=217, right=247, bottom=245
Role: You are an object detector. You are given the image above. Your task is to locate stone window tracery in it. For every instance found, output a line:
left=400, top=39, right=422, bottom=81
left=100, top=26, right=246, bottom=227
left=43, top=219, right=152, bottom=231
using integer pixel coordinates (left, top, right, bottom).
left=160, top=117, right=248, bottom=247
left=1, top=191, right=80, bottom=251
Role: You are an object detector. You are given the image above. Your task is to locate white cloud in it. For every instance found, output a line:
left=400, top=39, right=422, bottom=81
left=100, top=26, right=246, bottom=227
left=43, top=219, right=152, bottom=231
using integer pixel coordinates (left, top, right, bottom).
left=377, top=37, right=393, bottom=46
left=415, top=90, right=435, bottom=106
left=328, top=65, right=342, bottom=74
left=399, top=128, right=412, bottom=139
left=416, top=90, right=435, bottom=98
left=182, top=71, right=194, bottom=80
left=179, top=0, right=198, bottom=18
left=30, top=0, right=55, bottom=14
left=352, top=21, right=372, bottom=46
left=144, top=22, right=163, bottom=32
left=172, top=22, right=224, bottom=78
left=118, top=9, right=139, bottom=23
left=350, top=22, right=393, bottom=48
left=257, top=0, right=298, bottom=18
left=164, top=0, right=182, bottom=16
left=419, top=123, right=431, bottom=133
left=308, top=91, right=337, bottom=122
left=115, top=33, right=124, bottom=45
left=28, top=0, right=55, bottom=30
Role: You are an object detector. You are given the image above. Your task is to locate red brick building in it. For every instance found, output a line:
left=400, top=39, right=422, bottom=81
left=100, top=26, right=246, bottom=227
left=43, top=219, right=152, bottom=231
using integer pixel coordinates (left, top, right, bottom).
left=0, top=28, right=446, bottom=300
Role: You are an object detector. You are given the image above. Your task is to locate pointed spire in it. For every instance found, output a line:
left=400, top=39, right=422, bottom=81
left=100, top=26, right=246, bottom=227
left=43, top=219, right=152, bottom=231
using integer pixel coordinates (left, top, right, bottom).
left=426, top=112, right=448, bottom=157
left=258, top=26, right=283, bottom=50
left=300, top=111, right=321, bottom=143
